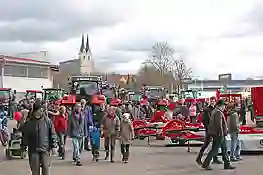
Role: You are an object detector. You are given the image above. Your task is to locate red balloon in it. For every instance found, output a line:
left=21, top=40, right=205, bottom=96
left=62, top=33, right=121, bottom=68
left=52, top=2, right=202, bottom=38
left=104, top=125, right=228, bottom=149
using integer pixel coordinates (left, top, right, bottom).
left=14, top=111, right=22, bottom=121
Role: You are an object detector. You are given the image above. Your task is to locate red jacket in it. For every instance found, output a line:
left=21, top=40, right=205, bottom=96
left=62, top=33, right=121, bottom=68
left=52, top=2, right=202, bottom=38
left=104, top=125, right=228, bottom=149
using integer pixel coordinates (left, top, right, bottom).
left=54, top=114, right=68, bottom=133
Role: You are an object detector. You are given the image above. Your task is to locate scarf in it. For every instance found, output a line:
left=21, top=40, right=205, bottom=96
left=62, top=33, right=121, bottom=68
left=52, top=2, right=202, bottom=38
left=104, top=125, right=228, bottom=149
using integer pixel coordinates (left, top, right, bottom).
left=107, top=111, right=116, bottom=120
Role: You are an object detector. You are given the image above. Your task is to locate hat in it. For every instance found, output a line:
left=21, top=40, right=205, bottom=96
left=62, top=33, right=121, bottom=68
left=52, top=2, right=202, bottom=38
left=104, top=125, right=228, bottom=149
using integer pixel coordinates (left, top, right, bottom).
left=216, top=99, right=225, bottom=106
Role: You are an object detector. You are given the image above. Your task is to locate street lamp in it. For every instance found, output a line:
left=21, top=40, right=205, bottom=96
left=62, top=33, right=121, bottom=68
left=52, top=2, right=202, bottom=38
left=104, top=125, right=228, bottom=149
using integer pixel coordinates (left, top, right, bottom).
left=0, top=56, right=7, bottom=88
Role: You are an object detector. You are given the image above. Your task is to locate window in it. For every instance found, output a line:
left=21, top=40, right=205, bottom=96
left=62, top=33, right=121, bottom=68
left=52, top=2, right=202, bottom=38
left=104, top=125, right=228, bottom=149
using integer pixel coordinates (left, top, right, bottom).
left=4, top=65, right=26, bottom=77
left=28, top=67, right=48, bottom=78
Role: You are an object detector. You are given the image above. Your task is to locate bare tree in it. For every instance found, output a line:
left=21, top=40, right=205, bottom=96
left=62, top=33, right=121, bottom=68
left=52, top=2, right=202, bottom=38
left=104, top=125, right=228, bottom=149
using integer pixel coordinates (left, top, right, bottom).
left=173, top=59, right=192, bottom=92
left=146, top=42, right=175, bottom=76
left=141, top=41, right=192, bottom=93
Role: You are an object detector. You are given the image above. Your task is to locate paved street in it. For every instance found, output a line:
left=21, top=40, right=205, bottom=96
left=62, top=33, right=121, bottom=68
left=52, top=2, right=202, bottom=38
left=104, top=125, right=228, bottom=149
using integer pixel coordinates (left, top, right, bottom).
left=0, top=118, right=262, bottom=175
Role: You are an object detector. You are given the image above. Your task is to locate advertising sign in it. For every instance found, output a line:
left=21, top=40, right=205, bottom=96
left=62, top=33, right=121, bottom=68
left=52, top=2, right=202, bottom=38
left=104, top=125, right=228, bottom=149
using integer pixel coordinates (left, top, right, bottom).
left=218, top=73, right=232, bottom=81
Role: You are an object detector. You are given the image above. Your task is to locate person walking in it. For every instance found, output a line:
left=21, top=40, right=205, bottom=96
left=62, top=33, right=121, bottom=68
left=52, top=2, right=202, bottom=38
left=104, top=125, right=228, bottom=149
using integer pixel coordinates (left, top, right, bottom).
left=68, top=103, right=86, bottom=166
left=23, top=99, right=57, bottom=175
left=101, top=106, right=120, bottom=163
left=53, top=105, right=68, bottom=159
left=202, top=100, right=235, bottom=170
left=196, top=97, right=222, bottom=165
left=120, top=113, right=134, bottom=163
left=227, top=103, right=242, bottom=161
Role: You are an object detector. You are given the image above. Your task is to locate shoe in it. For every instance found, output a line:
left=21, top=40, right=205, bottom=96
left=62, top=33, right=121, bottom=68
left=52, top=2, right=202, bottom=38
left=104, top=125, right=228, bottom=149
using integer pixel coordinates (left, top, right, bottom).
left=224, top=164, right=236, bottom=170
left=105, top=152, right=109, bottom=160
left=230, top=158, right=238, bottom=162
left=76, top=161, right=82, bottom=166
left=201, top=164, right=212, bottom=170
left=212, top=159, right=223, bottom=164
left=87, top=148, right=91, bottom=151
left=72, top=158, right=76, bottom=164
left=122, top=156, right=124, bottom=162
left=236, top=157, right=242, bottom=161
left=110, top=160, right=115, bottom=163
left=196, top=158, right=202, bottom=166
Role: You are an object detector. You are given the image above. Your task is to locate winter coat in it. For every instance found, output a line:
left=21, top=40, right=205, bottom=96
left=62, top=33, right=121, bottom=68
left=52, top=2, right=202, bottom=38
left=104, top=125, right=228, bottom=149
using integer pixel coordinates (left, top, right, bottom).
left=101, top=114, right=120, bottom=137
left=68, top=112, right=87, bottom=138
left=53, top=114, right=68, bottom=133
left=202, top=105, right=215, bottom=130
left=120, top=116, right=134, bottom=144
left=228, top=110, right=240, bottom=133
left=23, top=109, right=57, bottom=153
left=208, top=108, right=228, bottom=136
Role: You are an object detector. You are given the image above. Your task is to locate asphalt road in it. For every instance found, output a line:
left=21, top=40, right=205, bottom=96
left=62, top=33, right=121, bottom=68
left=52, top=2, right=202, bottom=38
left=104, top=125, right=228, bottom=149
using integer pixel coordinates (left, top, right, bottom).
left=0, top=115, right=262, bottom=175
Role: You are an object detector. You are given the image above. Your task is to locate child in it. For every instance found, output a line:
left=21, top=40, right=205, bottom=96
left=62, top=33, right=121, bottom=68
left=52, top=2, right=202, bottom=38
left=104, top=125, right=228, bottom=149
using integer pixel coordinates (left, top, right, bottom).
left=90, top=122, right=101, bottom=162
left=120, top=113, right=134, bottom=163
left=53, top=105, right=68, bottom=159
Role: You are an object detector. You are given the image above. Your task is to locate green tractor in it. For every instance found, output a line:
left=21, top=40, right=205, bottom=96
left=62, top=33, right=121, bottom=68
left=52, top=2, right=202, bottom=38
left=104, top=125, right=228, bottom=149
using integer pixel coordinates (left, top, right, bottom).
left=43, top=88, right=64, bottom=101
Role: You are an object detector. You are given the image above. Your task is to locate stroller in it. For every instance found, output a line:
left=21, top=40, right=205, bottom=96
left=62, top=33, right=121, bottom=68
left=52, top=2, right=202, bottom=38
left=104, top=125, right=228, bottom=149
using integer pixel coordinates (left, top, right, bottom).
left=5, top=127, right=25, bottom=159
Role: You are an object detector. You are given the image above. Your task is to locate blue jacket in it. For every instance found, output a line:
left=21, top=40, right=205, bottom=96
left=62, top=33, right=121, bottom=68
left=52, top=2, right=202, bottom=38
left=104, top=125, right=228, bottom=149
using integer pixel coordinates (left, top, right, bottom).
left=86, top=106, right=93, bottom=126
left=90, top=124, right=100, bottom=148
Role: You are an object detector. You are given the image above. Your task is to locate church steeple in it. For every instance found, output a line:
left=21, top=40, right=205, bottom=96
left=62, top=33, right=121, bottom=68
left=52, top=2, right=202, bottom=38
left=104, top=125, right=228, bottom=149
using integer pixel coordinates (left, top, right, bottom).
left=79, top=34, right=85, bottom=52
left=85, top=34, right=90, bottom=52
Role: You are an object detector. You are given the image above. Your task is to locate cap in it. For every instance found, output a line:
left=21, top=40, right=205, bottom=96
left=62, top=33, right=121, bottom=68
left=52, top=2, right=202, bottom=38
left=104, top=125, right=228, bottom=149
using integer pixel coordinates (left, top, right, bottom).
left=216, top=99, right=225, bottom=106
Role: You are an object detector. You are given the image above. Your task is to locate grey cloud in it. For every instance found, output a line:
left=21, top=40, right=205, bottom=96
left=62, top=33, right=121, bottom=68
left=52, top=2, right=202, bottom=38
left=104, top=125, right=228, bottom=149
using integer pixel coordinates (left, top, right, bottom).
left=0, top=41, right=42, bottom=55
left=0, top=0, right=127, bottom=42
left=242, top=1, right=263, bottom=34
left=111, top=34, right=157, bottom=52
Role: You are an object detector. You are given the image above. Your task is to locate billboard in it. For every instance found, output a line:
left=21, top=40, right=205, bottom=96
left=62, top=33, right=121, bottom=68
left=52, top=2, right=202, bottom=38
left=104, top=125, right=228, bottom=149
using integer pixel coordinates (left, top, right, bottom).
left=218, top=73, right=232, bottom=81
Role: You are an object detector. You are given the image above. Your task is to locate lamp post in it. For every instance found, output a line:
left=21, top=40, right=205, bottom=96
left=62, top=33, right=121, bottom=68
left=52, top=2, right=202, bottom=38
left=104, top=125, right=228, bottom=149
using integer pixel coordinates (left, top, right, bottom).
left=0, top=56, right=7, bottom=88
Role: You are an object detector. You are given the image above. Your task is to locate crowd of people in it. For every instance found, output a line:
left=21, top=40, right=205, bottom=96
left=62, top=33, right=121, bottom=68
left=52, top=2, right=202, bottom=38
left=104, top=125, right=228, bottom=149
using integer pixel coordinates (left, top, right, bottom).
left=15, top=98, right=135, bottom=175
left=1, top=94, right=249, bottom=174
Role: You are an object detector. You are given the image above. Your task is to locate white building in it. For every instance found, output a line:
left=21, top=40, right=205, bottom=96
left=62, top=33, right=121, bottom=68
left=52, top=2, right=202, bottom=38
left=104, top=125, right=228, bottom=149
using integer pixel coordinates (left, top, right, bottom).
left=0, top=55, right=53, bottom=95
left=59, top=34, right=94, bottom=75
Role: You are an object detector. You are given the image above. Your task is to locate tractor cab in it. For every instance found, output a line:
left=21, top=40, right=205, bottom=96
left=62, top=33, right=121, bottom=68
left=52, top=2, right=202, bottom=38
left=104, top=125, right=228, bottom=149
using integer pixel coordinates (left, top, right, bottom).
left=180, top=89, right=200, bottom=99
left=25, top=90, right=43, bottom=100
left=141, top=86, right=166, bottom=102
left=68, top=75, right=102, bottom=102
left=101, top=83, right=118, bottom=104
left=43, top=88, right=64, bottom=101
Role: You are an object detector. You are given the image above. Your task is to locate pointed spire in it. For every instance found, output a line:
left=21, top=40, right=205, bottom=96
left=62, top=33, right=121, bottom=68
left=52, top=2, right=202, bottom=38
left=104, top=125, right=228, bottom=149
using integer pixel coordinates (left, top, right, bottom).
left=85, top=34, right=90, bottom=52
left=80, top=34, right=85, bottom=52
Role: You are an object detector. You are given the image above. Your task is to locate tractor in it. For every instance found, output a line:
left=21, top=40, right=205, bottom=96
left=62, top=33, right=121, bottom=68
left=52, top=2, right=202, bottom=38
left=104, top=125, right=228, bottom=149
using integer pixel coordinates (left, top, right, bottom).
left=43, top=88, right=64, bottom=101
left=25, top=90, right=43, bottom=100
left=68, top=75, right=103, bottom=102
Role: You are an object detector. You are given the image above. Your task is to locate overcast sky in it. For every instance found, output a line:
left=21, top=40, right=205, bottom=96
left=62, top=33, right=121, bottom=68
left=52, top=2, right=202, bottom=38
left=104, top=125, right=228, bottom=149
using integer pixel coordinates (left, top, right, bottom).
left=0, top=0, right=263, bottom=79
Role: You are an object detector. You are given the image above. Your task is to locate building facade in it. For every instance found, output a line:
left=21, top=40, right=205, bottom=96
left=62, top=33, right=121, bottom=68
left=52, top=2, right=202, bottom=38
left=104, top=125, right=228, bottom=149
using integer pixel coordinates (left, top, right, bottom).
left=59, top=34, right=93, bottom=75
left=186, top=79, right=263, bottom=92
left=56, top=34, right=94, bottom=90
left=0, top=55, right=53, bottom=94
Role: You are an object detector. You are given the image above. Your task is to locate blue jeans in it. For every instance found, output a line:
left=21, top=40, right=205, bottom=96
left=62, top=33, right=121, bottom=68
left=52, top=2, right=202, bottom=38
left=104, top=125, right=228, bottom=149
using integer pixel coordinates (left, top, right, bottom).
left=72, top=137, right=83, bottom=161
left=229, top=132, right=241, bottom=159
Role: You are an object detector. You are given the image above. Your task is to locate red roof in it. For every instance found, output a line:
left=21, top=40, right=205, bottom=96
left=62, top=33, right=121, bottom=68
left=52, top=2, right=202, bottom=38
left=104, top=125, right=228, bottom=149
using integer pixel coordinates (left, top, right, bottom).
left=101, top=74, right=135, bottom=83
left=0, top=55, right=50, bottom=65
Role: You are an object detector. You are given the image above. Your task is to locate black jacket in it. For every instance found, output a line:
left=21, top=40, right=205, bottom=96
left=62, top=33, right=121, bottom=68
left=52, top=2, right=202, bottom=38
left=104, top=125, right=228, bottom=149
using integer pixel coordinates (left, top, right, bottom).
left=23, top=109, right=57, bottom=153
left=202, top=105, right=215, bottom=130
